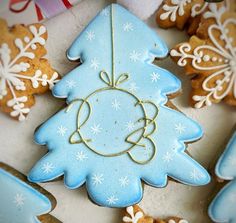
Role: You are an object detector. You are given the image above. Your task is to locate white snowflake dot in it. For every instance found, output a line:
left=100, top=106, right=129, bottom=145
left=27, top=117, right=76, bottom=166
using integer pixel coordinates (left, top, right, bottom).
left=92, top=173, right=104, bottom=185
left=57, top=125, right=67, bottom=136
left=14, top=193, right=25, bottom=207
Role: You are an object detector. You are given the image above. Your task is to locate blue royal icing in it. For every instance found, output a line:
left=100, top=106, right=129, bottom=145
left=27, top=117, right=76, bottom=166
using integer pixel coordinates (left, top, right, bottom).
left=0, top=167, right=52, bottom=223
left=209, top=131, right=236, bottom=223
left=28, top=4, right=210, bottom=207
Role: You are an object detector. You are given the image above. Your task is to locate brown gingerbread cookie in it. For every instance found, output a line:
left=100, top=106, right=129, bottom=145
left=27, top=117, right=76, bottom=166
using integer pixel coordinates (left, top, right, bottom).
left=156, top=0, right=233, bottom=35
left=170, top=0, right=236, bottom=108
left=156, top=0, right=209, bottom=34
left=122, top=205, right=188, bottom=223
left=0, top=18, right=60, bottom=121
left=0, top=162, right=61, bottom=223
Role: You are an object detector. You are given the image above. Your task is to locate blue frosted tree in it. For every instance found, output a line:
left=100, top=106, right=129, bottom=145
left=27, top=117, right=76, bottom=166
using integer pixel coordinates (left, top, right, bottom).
left=28, top=4, right=210, bottom=207
left=0, top=163, right=57, bottom=223
left=209, top=131, right=236, bottom=223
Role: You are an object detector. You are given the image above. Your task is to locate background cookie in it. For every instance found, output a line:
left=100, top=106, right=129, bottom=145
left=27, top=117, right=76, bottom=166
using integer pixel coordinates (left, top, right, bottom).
left=156, top=0, right=209, bottom=34
left=0, top=162, right=61, bottom=223
left=156, top=1, right=231, bottom=35
left=170, top=0, right=236, bottom=108
left=0, top=18, right=60, bottom=121
left=123, top=205, right=188, bottom=223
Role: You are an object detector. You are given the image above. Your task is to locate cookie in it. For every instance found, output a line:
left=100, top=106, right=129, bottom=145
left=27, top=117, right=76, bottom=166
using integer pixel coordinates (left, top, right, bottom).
left=170, top=1, right=236, bottom=108
left=123, top=205, right=188, bottom=223
left=208, top=130, right=236, bottom=223
left=0, top=162, right=61, bottom=223
left=28, top=4, right=210, bottom=208
left=156, top=0, right=209, bottom=34
left=156, top=1, right=231, bottom=35
left=0, top=18, right=60, bottom=121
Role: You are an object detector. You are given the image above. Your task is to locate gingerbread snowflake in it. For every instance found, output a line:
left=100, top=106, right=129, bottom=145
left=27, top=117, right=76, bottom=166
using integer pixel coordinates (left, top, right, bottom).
left=156, top=0, right=209, bottom=34
left=0, top=19, right=59, bottom=121
left=122, top=205, right=189, bottom=223
left=170, top=1, right=236, bottom=108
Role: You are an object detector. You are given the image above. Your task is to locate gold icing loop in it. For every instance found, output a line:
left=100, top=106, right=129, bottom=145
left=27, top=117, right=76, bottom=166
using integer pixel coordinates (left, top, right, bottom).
left=66, top=5, right=159, bottom=165
left=99, top=70, right=130, bottom=87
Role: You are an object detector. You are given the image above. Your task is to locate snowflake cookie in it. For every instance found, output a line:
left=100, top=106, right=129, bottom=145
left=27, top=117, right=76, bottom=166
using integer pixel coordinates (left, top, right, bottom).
left=28, top=4, right=210, bottom=207
left=0, top=162, right=61, bottom=223
left=170, top=1, right=236, bottom=108
left=156, top=0, right=211, bottom=34
left=0, top=19, right=60, bottom=121
left=123, top=205, right=189, bottom=223
left=208, top=130, right=236, bottom=223
left=156, top=0, right=233, bottom=35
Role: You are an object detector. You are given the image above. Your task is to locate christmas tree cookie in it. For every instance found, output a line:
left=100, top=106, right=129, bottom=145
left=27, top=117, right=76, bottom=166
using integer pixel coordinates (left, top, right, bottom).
left=0, top=162, right=60, bottom=223
left=28, top=4, right=210, bottom=207
left=209, top=130, right=236, bottom=223
left=0, top=19, right=59, bottom=121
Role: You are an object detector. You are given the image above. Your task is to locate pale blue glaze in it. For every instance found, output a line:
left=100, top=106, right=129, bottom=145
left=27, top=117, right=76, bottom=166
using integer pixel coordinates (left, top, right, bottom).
left=0, top=168, right=52, bottom=223
left=28, top=4, right=210, bottom=207
left=209, top=131, right=236, bottom=223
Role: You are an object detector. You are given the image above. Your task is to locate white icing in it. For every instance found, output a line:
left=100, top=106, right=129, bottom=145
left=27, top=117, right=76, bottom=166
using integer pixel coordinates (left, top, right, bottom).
left=191, top=2, right=208, bottom=17
left=160, top=0, right=192, bottom=22
left=0, top=25, right=59, bottom=121
left=170, top=3, right=236, bottom=108
left=168, top=220, right=189, bottom=223
left=123, top=206, right=143, bottom=223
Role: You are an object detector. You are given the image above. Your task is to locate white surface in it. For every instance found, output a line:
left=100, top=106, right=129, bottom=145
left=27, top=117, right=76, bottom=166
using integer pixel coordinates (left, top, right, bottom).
left=1, top=0, right=236, bottom=222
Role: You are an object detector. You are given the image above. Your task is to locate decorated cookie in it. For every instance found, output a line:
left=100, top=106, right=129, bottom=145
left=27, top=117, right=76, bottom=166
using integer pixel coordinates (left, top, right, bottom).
left=123, top=205, right=188, bottom=223
left=0, top=18, right=60, bottom=121
left=0, top=162, right=60, bottom=223
left=28, top=4, right=210, bottom=207
left=208, top=130, right=236, bottom=223
left=156, top=0, right=210, bottom=33
left=170, top=1, right=236, bottom=108
left=156, top=1, right=232, bottom=35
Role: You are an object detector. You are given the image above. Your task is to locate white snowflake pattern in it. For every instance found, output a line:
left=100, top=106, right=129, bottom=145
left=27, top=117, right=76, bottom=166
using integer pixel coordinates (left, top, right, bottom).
left=126, top=121, right=135, bottom=132
left=57, top=125, right=67, bottom=136
left=76, top=151, right=88, bottom=161
left=190, top=168, right=204, bottom=182
left=106, top=195, right=118, bottom=205
left=129, top=82, right=139, bottom=92
left=92, top=173, right=104, bottom=185
left=170, top=2, right=236, bottom=108
left=162, top=151, right=174, bottom=163
left=119, top=176, right=129, bottom=187
left=123, top=206, right=143, bottom=223
left=111, top=99, right=121, bottom=110
left=0, top=25, right=59, bottom=121
left=100, top=8, right=109, bottom=16
left=91, top=123, right=102, bottom=135
left=150, top=72, right=160, bottom=82
left=123, top=22, right=133, bottom=32
left=90, top=58, right=100, bottom=70
left=129, top=50, right=141, bottom=62
left=66, top=80, right=76, bottom=89
left=14, top=193, right=25, bottom=207
left=86, top=30, right=95, bottom=41
left=174, top=123, right=186, bottom=134
left=41, top=162, right=54, bottom=174
left=160, top=0, right=192, bottom=22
